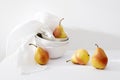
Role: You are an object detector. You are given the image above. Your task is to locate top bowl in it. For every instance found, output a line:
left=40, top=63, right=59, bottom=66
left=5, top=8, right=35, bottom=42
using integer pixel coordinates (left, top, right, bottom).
left=35, top=33, right=69, bottom=47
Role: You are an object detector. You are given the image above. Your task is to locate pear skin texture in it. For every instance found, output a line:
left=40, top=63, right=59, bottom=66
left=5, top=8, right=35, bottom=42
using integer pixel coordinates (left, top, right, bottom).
left=34, top=47, right=49, bottom=65
left=71, top=49, right=90, bottom=65
left=53, top=25, right=67, bottom=38
left=71, top=53, right=79, bottom=64
left=91, top=47, right=108, bottom=69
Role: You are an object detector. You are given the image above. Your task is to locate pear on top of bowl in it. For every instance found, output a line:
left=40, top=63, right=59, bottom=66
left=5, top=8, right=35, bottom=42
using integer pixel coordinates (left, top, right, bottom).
left=41, top=18, right=68, bottom=41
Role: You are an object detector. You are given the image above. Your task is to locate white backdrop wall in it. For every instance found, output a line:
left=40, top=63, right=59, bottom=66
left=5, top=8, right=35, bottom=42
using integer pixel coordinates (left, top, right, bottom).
left=0, top=0, right=120, bottom=61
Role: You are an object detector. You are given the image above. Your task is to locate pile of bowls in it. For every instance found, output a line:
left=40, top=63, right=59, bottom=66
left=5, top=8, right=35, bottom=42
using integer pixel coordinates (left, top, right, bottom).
left=35, top=33, right=69, bottom=59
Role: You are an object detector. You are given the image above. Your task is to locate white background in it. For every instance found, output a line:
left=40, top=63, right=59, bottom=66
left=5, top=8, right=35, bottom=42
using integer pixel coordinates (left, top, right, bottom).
left=0, top=0, right=120, bottom=61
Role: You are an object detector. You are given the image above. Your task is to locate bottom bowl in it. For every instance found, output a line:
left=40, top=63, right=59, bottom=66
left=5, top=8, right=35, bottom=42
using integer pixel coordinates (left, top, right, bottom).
left=44, top=44, right=68, bottom=59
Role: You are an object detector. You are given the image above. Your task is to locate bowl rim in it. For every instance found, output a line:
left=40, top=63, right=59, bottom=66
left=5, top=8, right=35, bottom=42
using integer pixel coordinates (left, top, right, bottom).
left=35, top=34, right=69, bottom=43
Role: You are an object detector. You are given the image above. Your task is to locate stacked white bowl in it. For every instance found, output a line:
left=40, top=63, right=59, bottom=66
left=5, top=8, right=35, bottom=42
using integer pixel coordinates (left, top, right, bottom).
left=35, top=33, right=69, bottom=59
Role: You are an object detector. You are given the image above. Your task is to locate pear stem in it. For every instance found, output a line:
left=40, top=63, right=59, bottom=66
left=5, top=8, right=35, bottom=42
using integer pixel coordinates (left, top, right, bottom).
left=66, top=60, right=71, bottom=62
left=95, top=44, right=99, bottom=48
left=29, top=43, right=37, bottom=48
left=59, top=18, right=64, bottom=26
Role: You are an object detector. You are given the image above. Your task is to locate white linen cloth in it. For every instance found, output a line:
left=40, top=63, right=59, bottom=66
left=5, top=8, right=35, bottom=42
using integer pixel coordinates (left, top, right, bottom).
left=6, top=20, right=42, bottom=56
left=6, top=20, right=48, bottom=74
left=5, top=12, right=61, bottom=74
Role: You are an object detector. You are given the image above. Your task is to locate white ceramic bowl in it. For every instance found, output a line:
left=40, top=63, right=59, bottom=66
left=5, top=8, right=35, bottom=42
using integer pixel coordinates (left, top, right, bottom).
left=35, top=35, right=69, bottom=59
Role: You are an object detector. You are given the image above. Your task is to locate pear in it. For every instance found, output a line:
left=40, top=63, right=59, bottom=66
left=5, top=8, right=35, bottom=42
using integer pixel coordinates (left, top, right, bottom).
left=67, top=49, right=90, bottom=65
left=29, top=43, right=49, bottom=65
left=53, top=18, right=67, bottom=38
left=91, top=44, right=108, bottom=69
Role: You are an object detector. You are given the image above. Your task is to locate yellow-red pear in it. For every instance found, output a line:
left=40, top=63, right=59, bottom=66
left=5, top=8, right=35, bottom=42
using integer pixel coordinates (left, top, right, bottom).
left=29, top=43, right=49, bottom=65
left=91, top=44, right=108, bottom=69
left=53, top=18, right=67, bottom=38
left=67, top=49, right=90, bottom=65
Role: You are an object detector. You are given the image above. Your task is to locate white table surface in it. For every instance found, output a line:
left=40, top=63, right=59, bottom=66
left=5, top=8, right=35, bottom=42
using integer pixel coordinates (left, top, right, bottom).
left=0, top=50, right=120, bottom=80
